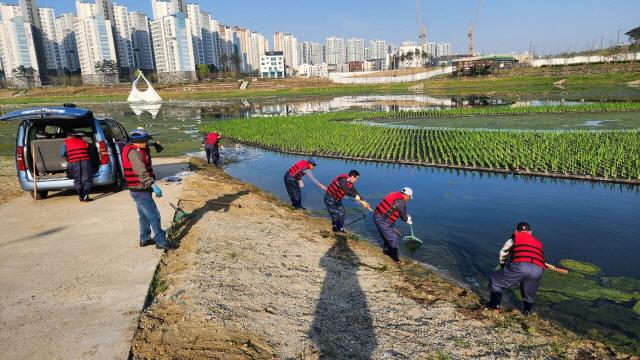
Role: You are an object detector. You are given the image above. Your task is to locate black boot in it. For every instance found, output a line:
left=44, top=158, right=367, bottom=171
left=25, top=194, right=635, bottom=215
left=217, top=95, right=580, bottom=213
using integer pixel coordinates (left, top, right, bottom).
left=389, top=247, right=400, bottom=262
left=487, top=292, right=503, bottom=310
left=523, top=301, right=534, bottom=315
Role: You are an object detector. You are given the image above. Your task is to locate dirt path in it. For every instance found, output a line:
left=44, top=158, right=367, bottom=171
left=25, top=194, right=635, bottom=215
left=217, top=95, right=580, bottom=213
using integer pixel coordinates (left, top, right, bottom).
left=0, top=157, right=189, bottom=360
left=0, top=156, right=22, bottom=205
left=131, top=162, right=616, bottom=359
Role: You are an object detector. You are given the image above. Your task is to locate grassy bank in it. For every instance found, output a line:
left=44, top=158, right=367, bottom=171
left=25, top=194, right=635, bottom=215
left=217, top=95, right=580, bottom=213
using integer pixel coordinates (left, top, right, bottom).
left=202, top=111, right=640, bottom=184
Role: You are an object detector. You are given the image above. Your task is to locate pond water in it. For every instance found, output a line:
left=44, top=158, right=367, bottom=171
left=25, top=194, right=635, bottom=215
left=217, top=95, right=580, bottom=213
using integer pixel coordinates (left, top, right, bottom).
left=217, top=144, right=640, bottom=353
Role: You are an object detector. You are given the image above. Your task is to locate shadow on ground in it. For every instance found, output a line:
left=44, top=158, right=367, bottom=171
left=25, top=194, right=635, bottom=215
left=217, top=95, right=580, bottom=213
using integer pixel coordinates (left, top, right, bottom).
left=309, top=235, right=377, bottom=359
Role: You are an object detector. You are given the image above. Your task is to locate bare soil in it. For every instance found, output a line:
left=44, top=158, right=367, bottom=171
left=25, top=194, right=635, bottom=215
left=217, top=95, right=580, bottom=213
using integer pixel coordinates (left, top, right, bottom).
left=130, top=160, right=619, bottom=359
left=0, top=156, right=23, bottom=205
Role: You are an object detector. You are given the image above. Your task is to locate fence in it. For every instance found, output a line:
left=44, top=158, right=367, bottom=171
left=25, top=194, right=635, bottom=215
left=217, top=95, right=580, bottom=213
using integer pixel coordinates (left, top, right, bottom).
left=328, top=66, right=453, bottom=84
left=532, top=53, right=640, bottom=67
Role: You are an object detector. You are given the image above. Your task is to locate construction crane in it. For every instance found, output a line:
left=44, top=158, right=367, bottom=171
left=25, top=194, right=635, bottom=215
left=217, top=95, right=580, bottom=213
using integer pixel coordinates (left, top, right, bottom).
left=467, top=0, right=483, bottom=55
left=416, top=0, right=427, bottom=48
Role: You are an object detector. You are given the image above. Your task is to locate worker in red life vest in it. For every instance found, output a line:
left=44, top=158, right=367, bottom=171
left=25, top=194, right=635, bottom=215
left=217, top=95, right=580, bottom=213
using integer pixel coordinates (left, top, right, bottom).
left=60, top=132, right=94, bottom=202
left=203, top=132, right=222, bottom=165
left=373, top=187, right=413, bottom=262
left=284, top=159, right=326, bottom=209
left=324, top=170, right=371, bottom=233
left=122, top=129, right=177, bottom=250
left=487, top=222, right=545, bottom=314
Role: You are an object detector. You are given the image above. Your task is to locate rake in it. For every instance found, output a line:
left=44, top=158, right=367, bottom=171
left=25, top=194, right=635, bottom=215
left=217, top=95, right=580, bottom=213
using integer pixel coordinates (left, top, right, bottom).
left=169, top=202, right=191, bottom=223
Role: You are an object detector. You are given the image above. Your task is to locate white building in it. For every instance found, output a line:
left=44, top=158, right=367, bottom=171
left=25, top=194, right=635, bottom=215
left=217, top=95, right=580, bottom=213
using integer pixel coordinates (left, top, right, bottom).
left=272, top=31, right=284, bottom=52
left=19, top=0, right=48, bottom=80
left=186, top=4, right=218, bottom=68
left=368, top=39, right=387, bottom=60
left=392, top=41, right=427, bottom=69
left=55, top=13, right=80, bottom=72
left=325, top=37, right=345, bottom=65
left=346, top=38, right=364, bottom=62
left=297, top=63, right=328, bottom=78
left=260, top=51, right=284, bottom=78
left=74, top=4, right=119, bottom=85
left=38, top=7, right=65, bottom=72
left=0, top=3, right=41, bottom=87
left=128, top=11, right=154, bottom=70
left=249, top=31, right=268, bottom=73
left=273, top=32, right=298, bottom=71
left=150, top=12, right=196, bottom=83
left=112, top=3, right=135, bottom=72
left=151, top=0, right=185, bottom=20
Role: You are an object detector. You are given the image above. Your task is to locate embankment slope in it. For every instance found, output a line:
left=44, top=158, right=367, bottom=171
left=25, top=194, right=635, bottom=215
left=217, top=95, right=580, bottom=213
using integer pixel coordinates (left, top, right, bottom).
left=130, top=162, right=619, bottom=359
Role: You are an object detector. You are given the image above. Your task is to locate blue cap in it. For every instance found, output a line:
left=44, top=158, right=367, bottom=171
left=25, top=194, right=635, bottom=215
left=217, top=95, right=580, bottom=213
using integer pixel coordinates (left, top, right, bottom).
left=308, top=158, right=317, bottom=166
left=130, top=129, right=153, bottom=142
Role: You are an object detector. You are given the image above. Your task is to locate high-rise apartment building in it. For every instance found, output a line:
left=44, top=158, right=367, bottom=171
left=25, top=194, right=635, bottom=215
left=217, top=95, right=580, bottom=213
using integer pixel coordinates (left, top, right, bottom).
left=346, top=38, right=364, bottom=62
left=0, top=3, right=41, bottom=87
left=187, top=3, right=218, bottom=67
left=151, top=0, right=185, bottom=20
left=273, top=32, right=297, bottom=70
left=248, top=31, right=268, bottom=73
left=368, top=39, right=387, bottom=60
left=150, top=12, right=196, bottom=82
left=38, top=7, right=65, bottom=72
left=272, top=31, right=285, bottom=52
left=128, top=11, right=154, bottom=70
left=112, top=4, right=135, bottom=72
left=54, top=13, right=80, bottom=72
left=74, top=7, right=118, bottom=84
left=325, top=37, right=345, bottom=65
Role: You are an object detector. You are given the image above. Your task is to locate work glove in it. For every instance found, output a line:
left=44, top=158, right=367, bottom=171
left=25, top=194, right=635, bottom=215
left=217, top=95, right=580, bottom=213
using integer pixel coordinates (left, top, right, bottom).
left=320, top=184, right=327, bottom=191
left=151, top=183, right=163, bottom=198
left=407, top=215, right=413, bottom=225
left=298, top=180, right=304, bottom=188
left=153, top=142, right=164, bottom=153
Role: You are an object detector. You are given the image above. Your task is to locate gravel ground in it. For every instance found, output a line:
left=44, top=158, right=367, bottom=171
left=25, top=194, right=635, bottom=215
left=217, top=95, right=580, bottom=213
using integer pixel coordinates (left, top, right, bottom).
left=130, top=161, right=619, bottom=360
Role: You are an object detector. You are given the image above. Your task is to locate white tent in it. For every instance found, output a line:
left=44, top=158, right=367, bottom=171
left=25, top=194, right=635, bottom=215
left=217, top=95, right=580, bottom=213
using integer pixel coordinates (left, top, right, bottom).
left=127, top=72, right=162, bottom=103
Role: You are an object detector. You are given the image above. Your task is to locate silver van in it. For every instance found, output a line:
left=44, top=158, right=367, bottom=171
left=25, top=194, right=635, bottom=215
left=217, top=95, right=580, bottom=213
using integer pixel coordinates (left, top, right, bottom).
left=2, top=105, right=130, bottom=200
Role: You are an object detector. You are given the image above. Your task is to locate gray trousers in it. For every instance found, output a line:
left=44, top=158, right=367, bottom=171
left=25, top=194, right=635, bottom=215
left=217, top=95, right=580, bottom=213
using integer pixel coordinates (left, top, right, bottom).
left=490, top=262, right=544, bottom=304
left=324, top=193, right=345, bottom=229
left=284, top=173, right=302, bottom=208
left=374, top=213, right=400, bottom=249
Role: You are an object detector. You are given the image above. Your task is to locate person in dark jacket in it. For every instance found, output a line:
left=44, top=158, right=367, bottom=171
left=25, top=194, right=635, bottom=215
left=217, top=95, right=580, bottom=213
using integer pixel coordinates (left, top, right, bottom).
left=122, top=129, right=177, bottom=250
left=324, top=170, right=371, bottom=233
left=60, top=132, right=94, bottom=202
left=283, top=159, right=326, bottom=209
left=487, top=222, right=546, bottom=315
left=374, top=187, right=413, bottom=262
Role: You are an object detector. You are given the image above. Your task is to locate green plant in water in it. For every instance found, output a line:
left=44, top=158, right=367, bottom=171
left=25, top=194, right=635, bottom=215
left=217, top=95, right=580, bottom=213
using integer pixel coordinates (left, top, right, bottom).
left=634, top=301, right=640, bottom=316
left=601, top=277, right=640, bottom=292
left=559, top=259, right=602, bottom=275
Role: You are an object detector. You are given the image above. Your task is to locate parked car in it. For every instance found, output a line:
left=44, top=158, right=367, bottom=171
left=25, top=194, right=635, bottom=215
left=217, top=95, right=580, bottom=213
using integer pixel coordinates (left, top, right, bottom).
left=2, top=104, right=130, bottom=200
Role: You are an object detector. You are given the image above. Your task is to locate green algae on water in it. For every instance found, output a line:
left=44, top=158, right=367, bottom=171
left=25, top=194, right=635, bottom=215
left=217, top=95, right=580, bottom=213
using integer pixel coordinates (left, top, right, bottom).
left=634, top=301, right=640, bottom=316
left=559, top=259, right=601, bottom=275
left=602, top=277, right=640, bottom=292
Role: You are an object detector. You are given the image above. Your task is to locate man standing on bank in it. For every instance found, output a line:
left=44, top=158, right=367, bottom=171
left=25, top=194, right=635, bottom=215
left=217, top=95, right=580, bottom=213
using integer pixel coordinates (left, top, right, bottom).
left=324, top=170, right=371, bottom=233
left=203, top=131, right=222, bottom=165
left=374, top=187, right=413, bottom=262
left=284, top=159, right=326, bottom=209
left=122, top=129, right=177, bottom=250
left=60, top=132, right=94, bottom=202
left=487, top=222, right=545, bottom=314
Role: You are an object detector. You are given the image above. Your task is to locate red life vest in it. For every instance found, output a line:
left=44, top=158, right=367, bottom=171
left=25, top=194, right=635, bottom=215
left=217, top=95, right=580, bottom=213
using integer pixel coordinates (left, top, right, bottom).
left=288, top=160, right=310, bottom=180
left=375, top=192, right=405, bottom=223
left=121, top=144, right=155, bottom=188
left=326, top=174, right=352, bottom=201
left=64, top=137, right=91, bottom=163
left=205, top=132, right=220, bottom=146
left=512, top=232, right=546, bottom=269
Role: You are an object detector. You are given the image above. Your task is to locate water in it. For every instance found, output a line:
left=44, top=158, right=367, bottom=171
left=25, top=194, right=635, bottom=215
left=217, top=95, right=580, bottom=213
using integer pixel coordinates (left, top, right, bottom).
left=218, top=144, right=640, bottom=353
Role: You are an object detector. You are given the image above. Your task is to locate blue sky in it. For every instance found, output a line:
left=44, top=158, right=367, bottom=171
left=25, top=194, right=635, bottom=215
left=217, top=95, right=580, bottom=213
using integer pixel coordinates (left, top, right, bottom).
left=40, top=0, right=639, bottom=55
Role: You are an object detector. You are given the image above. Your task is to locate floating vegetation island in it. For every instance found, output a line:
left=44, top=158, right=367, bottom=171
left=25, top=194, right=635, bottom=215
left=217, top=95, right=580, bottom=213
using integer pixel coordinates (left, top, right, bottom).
left=203, top=109, right=640, bottom=184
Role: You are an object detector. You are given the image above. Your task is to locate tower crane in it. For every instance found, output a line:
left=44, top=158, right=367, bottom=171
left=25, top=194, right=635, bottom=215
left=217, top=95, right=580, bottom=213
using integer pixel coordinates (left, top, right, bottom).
left=416, top=0, right=427, bottom=48
left=467, top=0, right=483, bottom=55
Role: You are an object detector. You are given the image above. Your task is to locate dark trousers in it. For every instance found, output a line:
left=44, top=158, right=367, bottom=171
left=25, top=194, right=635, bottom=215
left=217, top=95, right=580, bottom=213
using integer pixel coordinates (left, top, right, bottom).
left=284, top=173, right=302, bottom=208
left=205, top=145, right=219, bottom=164
left=67, top=160, right=93, bottom=199
left=490, top=262, right=544, bottom=304
left=129, top=191, right=170, bottom=246
left=324, top=193, right=345, bottom=230
left=374, top=213, right=400, bottom=249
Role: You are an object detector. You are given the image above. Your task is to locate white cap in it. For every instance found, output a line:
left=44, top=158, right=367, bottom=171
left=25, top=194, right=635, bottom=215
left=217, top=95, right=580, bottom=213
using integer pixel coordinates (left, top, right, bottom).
left=401, top=187, right=414, bottom=198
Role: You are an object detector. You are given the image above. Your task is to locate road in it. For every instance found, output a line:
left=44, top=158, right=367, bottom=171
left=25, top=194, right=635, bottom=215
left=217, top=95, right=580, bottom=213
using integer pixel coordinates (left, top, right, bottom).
left=0, top=158, right=189, bottom=360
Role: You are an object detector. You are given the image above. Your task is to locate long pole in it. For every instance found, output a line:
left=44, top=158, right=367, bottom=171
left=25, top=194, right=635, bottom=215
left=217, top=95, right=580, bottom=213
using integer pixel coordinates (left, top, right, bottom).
left=31, top=144, right=38, bottom=199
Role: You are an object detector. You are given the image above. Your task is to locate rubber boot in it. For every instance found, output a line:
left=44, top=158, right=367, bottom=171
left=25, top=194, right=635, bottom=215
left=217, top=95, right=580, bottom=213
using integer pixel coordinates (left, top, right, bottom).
left=389, top=247, right=400, bottom=262
left=523, top=301, right=534, bottom=315
left=487, top=291, right=503, bottom=310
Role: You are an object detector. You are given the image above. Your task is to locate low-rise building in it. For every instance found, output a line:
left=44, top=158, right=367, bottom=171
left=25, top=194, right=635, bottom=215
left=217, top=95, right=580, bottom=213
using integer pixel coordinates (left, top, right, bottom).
left=260, top=51, right=285, bottom=78
left=452, top=55, right=518, bottom=76
left=348, top=60, right=363, bottom=72
left=297, top=63, right=328, bottom=78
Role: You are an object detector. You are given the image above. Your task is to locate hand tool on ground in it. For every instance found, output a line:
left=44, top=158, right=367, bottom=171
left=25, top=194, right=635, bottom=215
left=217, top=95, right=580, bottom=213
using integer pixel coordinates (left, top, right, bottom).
left=169, top=202, right=191, bottom=223
left=346, top=213, right=367, bottom=226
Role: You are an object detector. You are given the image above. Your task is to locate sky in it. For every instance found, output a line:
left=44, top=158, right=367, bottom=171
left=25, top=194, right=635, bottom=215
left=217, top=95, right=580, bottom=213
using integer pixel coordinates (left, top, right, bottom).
left=40, top=0, right=639, bottom=55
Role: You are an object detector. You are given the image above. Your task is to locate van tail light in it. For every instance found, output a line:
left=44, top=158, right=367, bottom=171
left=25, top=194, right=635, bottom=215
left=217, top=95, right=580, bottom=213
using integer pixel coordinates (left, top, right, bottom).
left=98, top=140, right=109, bottom=165
left=16, top=146, right=26, bottom=171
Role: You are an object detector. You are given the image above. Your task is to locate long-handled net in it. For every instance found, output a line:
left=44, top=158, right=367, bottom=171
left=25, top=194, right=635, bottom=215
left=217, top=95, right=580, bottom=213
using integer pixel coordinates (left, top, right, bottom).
left=402, top=224, right=422, bottom=245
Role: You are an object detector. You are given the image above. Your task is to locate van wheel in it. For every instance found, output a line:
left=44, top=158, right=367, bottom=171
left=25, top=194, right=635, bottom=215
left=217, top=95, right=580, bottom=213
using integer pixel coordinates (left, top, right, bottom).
left=31, top=190, right=48, bottom=200
left=111, top=170, right=124, bottom=192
